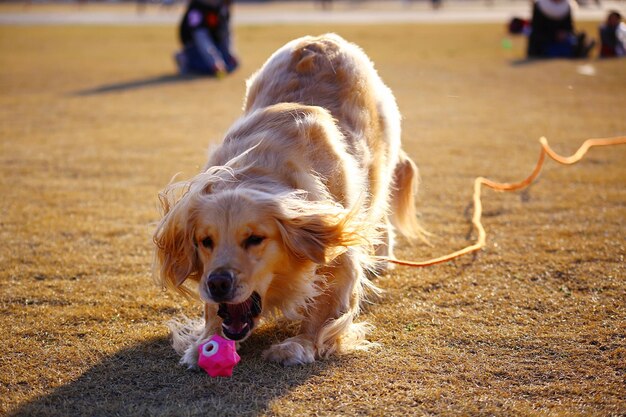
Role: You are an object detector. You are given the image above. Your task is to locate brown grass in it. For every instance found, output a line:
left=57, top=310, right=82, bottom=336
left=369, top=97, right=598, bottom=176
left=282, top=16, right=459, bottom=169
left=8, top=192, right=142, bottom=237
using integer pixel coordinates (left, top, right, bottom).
left=1, top=17, right=625, bottom=417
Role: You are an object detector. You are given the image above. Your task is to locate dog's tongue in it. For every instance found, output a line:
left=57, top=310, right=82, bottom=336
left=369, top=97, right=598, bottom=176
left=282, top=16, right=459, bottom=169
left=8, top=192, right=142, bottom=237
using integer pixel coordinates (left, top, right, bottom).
left=217, top=292, right=262, bottom=341
left=224, top=305, right=250, bottom=333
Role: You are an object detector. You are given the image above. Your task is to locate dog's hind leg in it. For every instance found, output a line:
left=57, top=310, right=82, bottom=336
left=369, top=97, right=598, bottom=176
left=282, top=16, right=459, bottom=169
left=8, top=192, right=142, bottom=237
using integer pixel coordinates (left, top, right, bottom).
left=390, top=150, right=425, bottom=242
left=370, top=218, right=396, bottom=275
left=372, top=150, right=422, bottom=273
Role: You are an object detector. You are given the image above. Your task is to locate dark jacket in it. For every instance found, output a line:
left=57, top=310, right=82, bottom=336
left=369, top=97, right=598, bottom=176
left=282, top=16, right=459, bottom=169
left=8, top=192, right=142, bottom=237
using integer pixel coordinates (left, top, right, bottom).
left=179, top=0, right=231, bottom=46
left=527, top=2, right=574, bottom=57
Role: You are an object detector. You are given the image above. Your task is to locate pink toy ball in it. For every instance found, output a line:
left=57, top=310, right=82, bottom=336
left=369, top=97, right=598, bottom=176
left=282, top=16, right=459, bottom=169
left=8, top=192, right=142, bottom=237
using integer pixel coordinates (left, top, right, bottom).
left=197, top=335, right=240, bottom=377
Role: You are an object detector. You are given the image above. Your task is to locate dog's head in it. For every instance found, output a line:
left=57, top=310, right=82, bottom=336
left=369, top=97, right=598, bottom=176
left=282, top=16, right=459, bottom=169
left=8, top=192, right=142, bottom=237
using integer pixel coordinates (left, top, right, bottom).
left=154, top=173, right=364, bottom=342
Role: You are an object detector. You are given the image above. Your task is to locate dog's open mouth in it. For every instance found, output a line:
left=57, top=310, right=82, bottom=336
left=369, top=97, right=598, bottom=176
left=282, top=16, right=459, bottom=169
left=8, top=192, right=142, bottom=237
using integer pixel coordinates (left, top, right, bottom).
left=217, top=291, right=262, bottom=341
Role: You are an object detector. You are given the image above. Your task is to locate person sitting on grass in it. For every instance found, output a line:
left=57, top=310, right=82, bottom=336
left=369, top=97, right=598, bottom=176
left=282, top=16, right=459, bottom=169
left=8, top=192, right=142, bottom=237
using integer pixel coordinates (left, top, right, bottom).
left=599, top=10, right=626, bottom=58
left=526, top=0, right=595, bottom=59
left=175, top=0, right=239, bottom=76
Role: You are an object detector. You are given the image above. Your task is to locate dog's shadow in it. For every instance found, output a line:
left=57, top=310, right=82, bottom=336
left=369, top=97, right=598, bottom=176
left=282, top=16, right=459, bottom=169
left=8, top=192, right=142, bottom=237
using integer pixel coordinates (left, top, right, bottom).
left=8, top=331, right=331, bottom=416
left=71, top=73, right=208, bottom=96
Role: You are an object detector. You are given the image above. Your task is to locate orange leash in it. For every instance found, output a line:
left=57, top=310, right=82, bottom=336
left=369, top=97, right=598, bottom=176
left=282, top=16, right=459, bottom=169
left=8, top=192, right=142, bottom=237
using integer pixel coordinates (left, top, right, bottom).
left=376, top=135, right=626, bottom=268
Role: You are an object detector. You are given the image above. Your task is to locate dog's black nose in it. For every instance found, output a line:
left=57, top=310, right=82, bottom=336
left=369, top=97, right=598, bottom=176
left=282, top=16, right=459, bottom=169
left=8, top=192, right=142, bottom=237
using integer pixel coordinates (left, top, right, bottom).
left=207, top=269, right=234, bottom=300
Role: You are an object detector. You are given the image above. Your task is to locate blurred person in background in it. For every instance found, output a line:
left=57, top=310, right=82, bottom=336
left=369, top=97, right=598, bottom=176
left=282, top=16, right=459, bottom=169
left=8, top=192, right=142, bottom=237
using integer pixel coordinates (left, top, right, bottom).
left=526, top=0, right=595, bottom=58
left=599, top=10, right=626, bottom=57
left=508, top=16, right=531, bottom=35
left=175, top=0, right=239, bottom=76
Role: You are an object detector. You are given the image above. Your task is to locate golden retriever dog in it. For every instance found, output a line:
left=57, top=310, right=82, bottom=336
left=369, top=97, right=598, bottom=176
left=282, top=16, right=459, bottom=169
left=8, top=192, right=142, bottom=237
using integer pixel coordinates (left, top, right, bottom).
left=154, top=33, right=423, bottom=367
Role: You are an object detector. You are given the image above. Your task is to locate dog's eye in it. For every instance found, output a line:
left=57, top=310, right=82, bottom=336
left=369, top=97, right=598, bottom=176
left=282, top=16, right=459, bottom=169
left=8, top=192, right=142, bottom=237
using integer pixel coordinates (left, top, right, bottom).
left=200, top=237, right=214, bottom=250
left=243, top=235, right=265, bottom=249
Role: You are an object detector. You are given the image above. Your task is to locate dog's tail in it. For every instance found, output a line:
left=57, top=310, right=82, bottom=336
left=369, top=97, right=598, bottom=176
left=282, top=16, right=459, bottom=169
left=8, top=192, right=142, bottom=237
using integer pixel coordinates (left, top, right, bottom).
left=390, top=150, right=429, bottom=242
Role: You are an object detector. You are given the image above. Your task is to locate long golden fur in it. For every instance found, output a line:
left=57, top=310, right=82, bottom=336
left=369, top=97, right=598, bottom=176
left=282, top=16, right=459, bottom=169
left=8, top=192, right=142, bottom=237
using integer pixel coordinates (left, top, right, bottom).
left=153, top=33, right=423, bottom=366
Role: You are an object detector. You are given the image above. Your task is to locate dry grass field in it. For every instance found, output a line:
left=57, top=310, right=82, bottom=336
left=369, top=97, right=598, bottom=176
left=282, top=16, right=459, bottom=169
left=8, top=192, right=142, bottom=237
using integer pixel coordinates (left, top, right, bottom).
left=1, top=15, right=625, bottom=417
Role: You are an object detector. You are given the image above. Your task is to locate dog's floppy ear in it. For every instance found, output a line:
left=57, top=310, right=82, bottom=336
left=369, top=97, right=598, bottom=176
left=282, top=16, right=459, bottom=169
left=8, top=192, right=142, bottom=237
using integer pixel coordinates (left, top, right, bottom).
left=276, top=213, right=341, bottom=264
left=153, top=189, right=202, bottom=298
left=271, top=196, right=367, bottom=264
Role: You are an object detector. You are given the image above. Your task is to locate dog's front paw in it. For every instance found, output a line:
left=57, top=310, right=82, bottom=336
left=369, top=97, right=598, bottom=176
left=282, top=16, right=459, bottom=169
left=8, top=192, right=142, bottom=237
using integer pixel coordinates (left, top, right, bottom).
left=180, top=340, right=204, bottom=369
left=262, top=337, right=316, bottom=366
